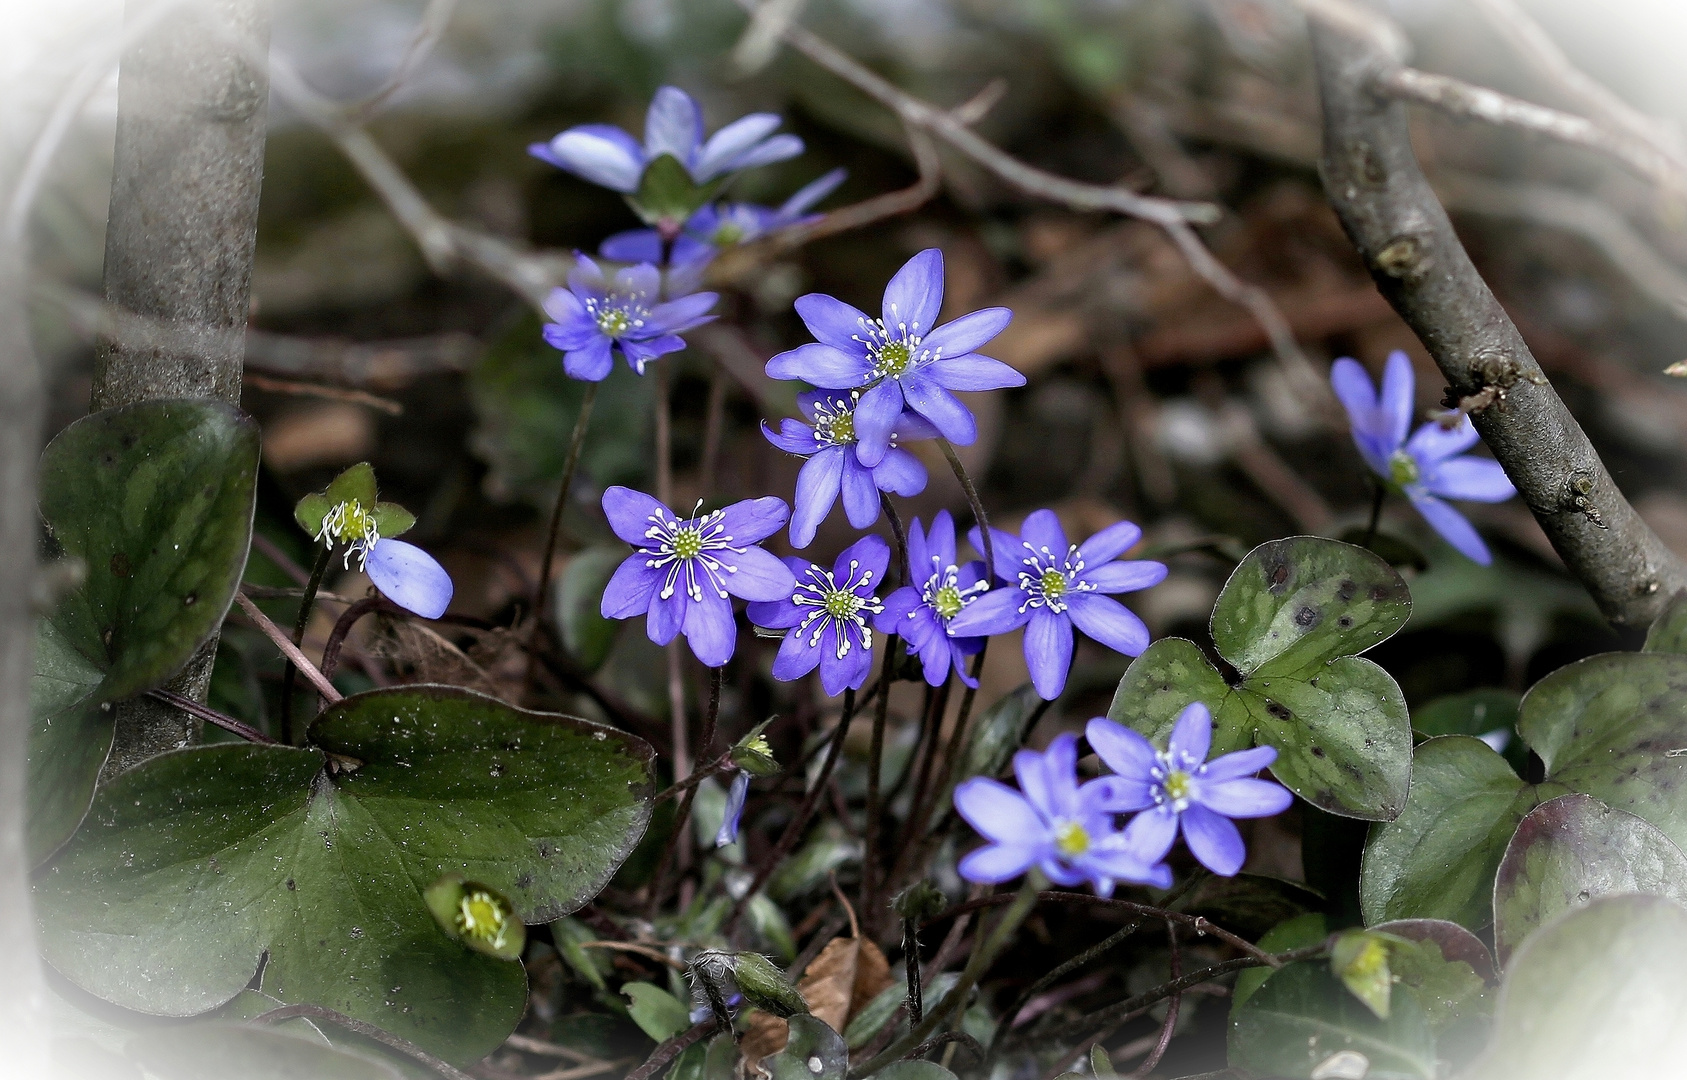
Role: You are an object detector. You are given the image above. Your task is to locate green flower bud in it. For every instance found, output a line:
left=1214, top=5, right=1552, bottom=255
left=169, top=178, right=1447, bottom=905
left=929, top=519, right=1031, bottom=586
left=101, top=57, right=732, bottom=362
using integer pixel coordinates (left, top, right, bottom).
left=892, top=880, right=948, bottom=923
left=731, top=719, right=781, bottom=777
left=1331, top=929, right=1393, bottom=1019
left=424, top=873, right=525, bottom=961
left=730, top=952, right=808, bottom=1018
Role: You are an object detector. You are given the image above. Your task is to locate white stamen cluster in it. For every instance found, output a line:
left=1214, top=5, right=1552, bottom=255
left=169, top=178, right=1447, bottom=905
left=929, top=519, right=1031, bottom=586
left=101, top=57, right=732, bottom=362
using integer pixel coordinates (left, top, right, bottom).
left=585, top=290, right=651, bottom=348
left=915, top=555, right=987, bottom=624
left=792, top=559, right=885, bottom=659
left=641, top=502, right=745, bottom=602
left=1015, top=543, right=1096, bottom=615
left=317, top=500, right=381, bottom=571
left=1149, top=749, right=1204, bottom=812
left=852, top=304, right=941, bottom=382
left=810, top=394, right=860, bottom=448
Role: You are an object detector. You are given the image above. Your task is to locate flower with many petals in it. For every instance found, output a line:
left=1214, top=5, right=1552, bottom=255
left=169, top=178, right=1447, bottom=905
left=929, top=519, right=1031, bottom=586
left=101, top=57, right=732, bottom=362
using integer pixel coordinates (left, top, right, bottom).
left=599, top=487, right=795, bottom=667
left=874, top=511, right=987, bottom=687
left=542, top=256, right=717, bottom=382
left=946, top=510, right=1166, bottom=700
left=530, top=85, right=803, bottom=194
left=747, top=534, right=888, bottom=696
left=954, top=734, right=1171, bottom=895
left=1331, top=351, right=1516, bottom=565
left=297, top=465, right=453, bottom=620
left=765, top=248, right=1024, bottom=465
left=1087, top=704, right=1294, bottom=877
left=762, top=390, right=934, bottom=548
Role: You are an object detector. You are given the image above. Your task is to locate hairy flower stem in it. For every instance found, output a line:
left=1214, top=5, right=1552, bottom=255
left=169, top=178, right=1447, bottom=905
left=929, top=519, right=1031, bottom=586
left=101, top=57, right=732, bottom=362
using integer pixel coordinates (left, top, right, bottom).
left=318, top=596, right=383, bottom=683
left=1362, top=480, right=1385, bottom=552
left=280, top=543, right=332, bottom=743
left=852, top=875, right=1042, bottom=1078
left=939, top=438, right=993, bottom=582
left=724, top=687, right=858, bottom=937
left=880, top=492, right=911, bottom=589
left=647, top=665, right=723, bottom=921
left=861, top=633, right=899, bottom=934
left=902, top=914, right=925, bottom=1025
left=626, top=1019, right=717, bottom=1080
left=527, top=381, right=598, bottom=698
left=235, top=592, right=342, bottom=704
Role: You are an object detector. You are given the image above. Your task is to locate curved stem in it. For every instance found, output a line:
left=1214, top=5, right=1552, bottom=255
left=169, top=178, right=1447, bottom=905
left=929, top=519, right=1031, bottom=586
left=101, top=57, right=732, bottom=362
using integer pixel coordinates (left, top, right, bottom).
left=252, top=1004, right=473, bottom=1080
left=148, top=689, right=277, bottom=745
left=235, top=592, right=342, bottom=705
left=1362, top=481, right=1385, bottom=551
left=318, top=596, right=384, bottom=683
left=647, top=665, right=724, bottom=919
left=280, top=543, right=332, bottom=744
left=533, top=382, right=599, bottom=629
left=939, top=438, right=993, bottom=580
left=861, top=633, right=898, bottom=933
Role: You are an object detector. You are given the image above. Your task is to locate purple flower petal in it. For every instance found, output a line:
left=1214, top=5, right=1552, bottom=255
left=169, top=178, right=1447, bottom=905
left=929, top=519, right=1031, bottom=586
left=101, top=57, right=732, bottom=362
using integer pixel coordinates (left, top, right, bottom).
left=602, top=486, right=670, bottom=545
left=944, top=586, right=1030, bottom=637
left=916, top=629, right=953, bottom=686
left=694, top=113, right=782, bottom=180
left=541, top=125, right=645, bottom=192
left=771, top=622, right=822, bottom=681
left=1083, top=839, right=1174, bottom=891
left=767, top=343, right=873, bottom=388
left=1421, top=457, right=1515, bottom=503
left=876, top=586, right=923, bottom=630
left=1181, top=804, right=1246, bottom=876
left=794, top=294, right=874, bottom=355
left=620, top=335, right=687, bottom=373
left=542, top=286, right=587, bottom=328
left=721, top=546, right=797, bottom=602
left=1086, top=717, right=1159, bottom=787
left=958, top=843, right=1038, bottom=884
left=1404, top=415, right=1480, bottom=466
left=599, top=228, right=664, bottom=264
left=561, top=338, right=614, bottom=382
left=893, top=411, right=942, bottom=441
left=789, top=448, right=844, bottom=549
left=748, top=564, right=807, bottom=628
left=613, top=262, right=662, bottom=299
left=1065, top=592, right=1150, bottom=657
left=1380, top=350, right=1415, bottom=452
left=643, top=86, right=704, bottom=167
left=778, top=168, right=847, bottom=218
left=541, top=312, right=597, bottom=353
left=366, top=539, right=453, bottom=619
left=716, top=770, right=750, bottom=847
left=717, top=496, right=790, bottom=546
left=835, top=532, right=891, bottom=587
left=954, top=777, right=1044, bottom=846
left=1199, top=777, right=1294, bottom=819
left=882, top=249, right=944, bottom=336
left=681, top=586, right=736, bottom=667
left=717, top=133, right=804, bottom=174
left=1409, top=489, right=1492, bottom=564
left=1081, top=560, right=1169, bottom=594
left=818, top=624, right=871, bottom=695
left=923, top=307, right=1013, bottom=357
left=1330, top=357, right=1396, bottom=475
left=852, top=379, right=905, bottom=467
left=1024, top=607, right=1073, bottom=700
left=762, top=419, right=822, bottom=457
left=840, top=454, right=881, bottom=528
left=1202, top=744, right=1278, bottom=782
left=899, top=371, right=976, bottom=445
left=601, top=556, right=662, bottom=619
left=923, top=354, right=1026, bottom=393
left=870, top=447, right=927, bottom=497
left=1019, top=510, right=1069, bottom=558
left=924, top=511, right=956, bottom=567
left=647, top=590, right=686, bottom=646
left=970, top=526, right=1025, bottom=583
left=1078, top=520, right=1143, bottom=564
left=1168, top=702, right=1213, bottom=765
left=1121, top=804, right=1179, bottom=863
left=646, top=291, right=720, bottom=335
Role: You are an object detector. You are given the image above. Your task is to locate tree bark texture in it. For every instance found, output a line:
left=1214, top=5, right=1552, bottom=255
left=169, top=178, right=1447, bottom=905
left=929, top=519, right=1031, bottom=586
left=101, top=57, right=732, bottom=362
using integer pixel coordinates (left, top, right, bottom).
left=1310, top=15, right=1687, bottom=629
left=93, top=0, right=270, bottom=771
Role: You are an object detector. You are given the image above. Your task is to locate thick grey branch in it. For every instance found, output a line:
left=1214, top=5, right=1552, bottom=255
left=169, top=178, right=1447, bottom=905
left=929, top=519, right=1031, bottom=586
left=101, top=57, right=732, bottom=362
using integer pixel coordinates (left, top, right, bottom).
left=1311, top=16, right=1687, bottom=628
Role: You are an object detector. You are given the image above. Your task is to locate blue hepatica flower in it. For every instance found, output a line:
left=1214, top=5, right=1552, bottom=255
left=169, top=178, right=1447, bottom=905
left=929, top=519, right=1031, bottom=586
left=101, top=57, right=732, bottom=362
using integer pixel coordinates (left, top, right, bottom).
left=1088, top=704, right=1294, bottom=877
left=1331, top=350, right=1517, bottom=565
left=747, top=534, right=889, bottom=697
left=765, top=248, right=1025, bottom=465
left=762, top=389, right=934, bottom=548
left=599, top=487, right=795, bottom=667
left=601, top=168, right=847, bottom=267
left=530, top=85, right=804, bottom=193
left=542, top=256, right=718, bottom=382
left=954, top=733, right=1171, bottom=896
left=946, top=510, right=1167, bottom=701
left=716, top=770, right=751, bottom=848
left=874, top=511, right=987, bottom=688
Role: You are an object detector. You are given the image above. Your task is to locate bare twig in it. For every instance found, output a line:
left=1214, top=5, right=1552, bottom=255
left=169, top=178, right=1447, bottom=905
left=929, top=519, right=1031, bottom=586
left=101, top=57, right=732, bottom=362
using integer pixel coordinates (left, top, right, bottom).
left=348, top=0, right=459, bottom=120
left=501, top=1032, right=604, bottom=1066
left=1374, top=66, right=1687, bottom=196
left=148, top=689, right=277, bottom=745
left=242, top=372, right=403, bottom=414
left=1311, top=8, right=1687, bottom=627
left=234, top=592, right=344, bottom=704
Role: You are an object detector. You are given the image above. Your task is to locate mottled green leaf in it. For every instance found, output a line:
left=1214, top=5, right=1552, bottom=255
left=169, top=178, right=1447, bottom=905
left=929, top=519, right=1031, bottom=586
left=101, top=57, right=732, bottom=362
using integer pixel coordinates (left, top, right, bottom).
left=1228, top=961, right=1436, bottom=1080
left=1462, top=895, right=1687, bottom=1080
left=124, top=1025, right=401, bottom=1080
left=1410, top=688, right=1519, bottom=741
left=624, top=982, right=692, bottom=1042
left=1492, top=793, right=1687, bottom=966
left=1370, top=920, right=1493, bottom=1033
left=1360, top=737, right=1549, bottom=929
left=556, top=547, right=628, bottom=674
left=1643, top=590, right=1687, bottom=655
left=31, top=400, right=260, bottom=861
left=1107, top=637, right=1235, bottom=750
left=37, top=686, right=655, bottom=1064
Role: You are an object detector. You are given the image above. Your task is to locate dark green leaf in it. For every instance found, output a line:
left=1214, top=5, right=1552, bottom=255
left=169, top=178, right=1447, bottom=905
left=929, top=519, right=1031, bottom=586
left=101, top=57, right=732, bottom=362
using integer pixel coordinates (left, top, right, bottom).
left=623, top=983, right=692, bottom=1042
left=1462, top=895, right=1687, bottom=1080
left=733, top=952, right=806, bottom=1018
left=1232, top=912, right=1328, bottom=1017
left=764, top=1015, right=848, bottom=1080
left=555, top=547, right=627, bottom=673
left=626, top=154, right=725, bottom=224
left=37, top=686, right=655, bottom=1064
left=1228, top=961, right=1437, bottom=1080
left=1360, top=737, right=1547, bottom=929
left=124, top=1025, right=402, bottom=1080
left=32, top=401, right=260, bottom=861
left=1186, top=874, right=1324, bottom=941
left=1492, top=792, right=1687, bottom=966
left=1410, top=689, right=1519, bottom=741
left=1643, top=590, right=1687, bottom=655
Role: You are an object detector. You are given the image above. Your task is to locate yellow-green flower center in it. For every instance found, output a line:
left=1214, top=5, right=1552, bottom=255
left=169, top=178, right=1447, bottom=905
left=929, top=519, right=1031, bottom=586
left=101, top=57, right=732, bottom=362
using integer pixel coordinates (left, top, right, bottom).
left=456, top=889, right=511, bottom=949
left=933, top=583, right=965, bottom=619
left=670, top=527, right=704, bottom=561
left=825, top=588, right=865, bottom=620
left=596, top=308, right=633, bottom=336
left=711, top=223, right=746, bottom=245
left=1163, top=769, right=1192, bottom=804
left=877, top=340, right=913, bottom=376
left=818, top=409, right=855, bottom=445
left=1040, top=568, right=1068, bottom=599
left=1388, top=450, right=1420, bottom=487
left=1054, top=820, right=1090, bottom=857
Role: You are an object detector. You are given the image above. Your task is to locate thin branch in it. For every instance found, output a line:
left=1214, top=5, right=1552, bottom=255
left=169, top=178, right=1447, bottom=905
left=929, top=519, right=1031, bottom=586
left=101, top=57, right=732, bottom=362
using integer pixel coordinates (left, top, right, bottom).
left=242, top=372, right=403, bottom=414
left=252, top=1004, right=473, bottom=1080
left=625, top=1020, right=717, bottom=1080
left=348, top=0, right=459, bottom=120
left=1311, top=14, right=1687, bottom=628
left=1374, top=65, right=1687, bottom=195
left=234, top=592, right=344, bottom=704
left=148, top=689, right=277, bottom=745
